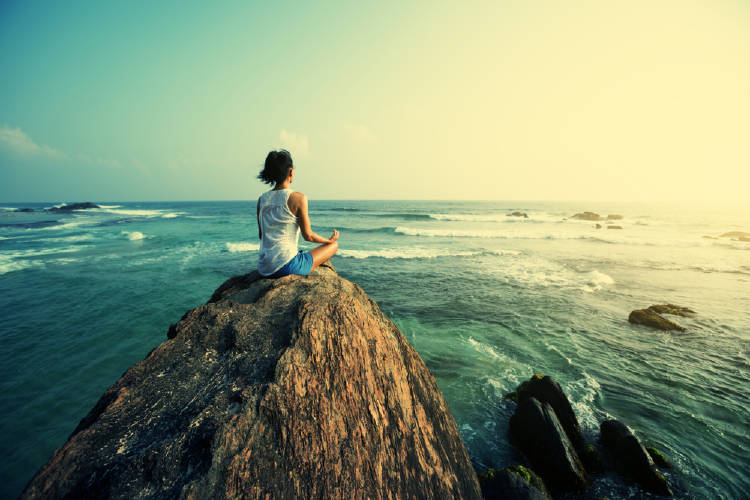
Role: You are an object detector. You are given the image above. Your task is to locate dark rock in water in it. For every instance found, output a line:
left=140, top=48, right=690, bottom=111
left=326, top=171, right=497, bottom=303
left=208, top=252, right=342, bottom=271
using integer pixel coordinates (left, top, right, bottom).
left=607, top=225, right=623, bottom=230
left=628, top=309, right=685, bottom=332
left=646, top=446, right=672, bottom=469
left=719, top=231, right=750, bottom=239
left=508, top=211, right=529, bottom=218
left=14, top=207, right=35, bottom=212
left=740, top=236, right=750, bottom=242
left=478, top=466, right=551, bottom=500
left=514, top=374, right=584, bottom=448
left=48, top=202, right=100, bottom=212
left=21, top=263, right=481, bottom=500
left=595, top=223, right=602, bottom=229
left=600, top=420, right=673, bottom=496
left=571, top=211, right=602, bottom=221
left=509, top=397, right=588, bottom=493
left=606, top=214, right=623, bottom=220
left=647, top=304, right=695, bottom=317
left=580, top=443, right=605, bottom=474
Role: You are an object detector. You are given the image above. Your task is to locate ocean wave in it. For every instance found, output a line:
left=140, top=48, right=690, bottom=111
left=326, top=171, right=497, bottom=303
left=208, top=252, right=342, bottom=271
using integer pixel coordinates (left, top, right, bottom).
left=394, top=226, right=585, bottom=239
left=0, top=246, right=88, bottom=275
left=38, top=234, right=95, bottom=243
left=123, top=231, right=145, bottom=241
left=97, top=204, right=122, bottom=209
left=337, top=247, right=521, bottom=260
left=1, top=220, right=61, bottom=230
left=40, top=219, right=93, bottom=231
left=226, top=242, right=259, bottom=252
left=161, top=212, right=183, bottom=219
left=582, top=270, right=615, bottom=292
left=99, top=208, right=164, bottom=217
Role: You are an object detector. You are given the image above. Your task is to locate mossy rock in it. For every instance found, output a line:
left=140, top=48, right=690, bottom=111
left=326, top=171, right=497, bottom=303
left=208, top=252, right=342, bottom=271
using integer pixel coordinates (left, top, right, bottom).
left=478, top=467, right=497, bottom=484
left=646, top=446, right=672, bottom=469
left=505, top=465, right=547, bottom=493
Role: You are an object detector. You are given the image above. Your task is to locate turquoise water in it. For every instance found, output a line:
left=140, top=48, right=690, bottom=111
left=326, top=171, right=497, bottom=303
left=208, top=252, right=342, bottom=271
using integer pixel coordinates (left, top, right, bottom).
left=1, top=200, right=748, bottom=498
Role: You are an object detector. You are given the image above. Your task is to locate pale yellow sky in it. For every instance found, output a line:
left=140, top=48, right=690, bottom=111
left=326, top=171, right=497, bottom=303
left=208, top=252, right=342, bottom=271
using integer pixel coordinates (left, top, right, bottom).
left=2, top=1, right=749, bottom=203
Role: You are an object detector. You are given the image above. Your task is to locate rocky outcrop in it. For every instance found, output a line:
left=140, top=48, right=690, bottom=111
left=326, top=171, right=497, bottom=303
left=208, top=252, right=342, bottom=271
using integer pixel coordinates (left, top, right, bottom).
left=47, top=202, right=100, bottom=212
left=507, top=211, right=529, bottom=218
left=14, top=207, right=35, bottom=212
left=478, top=466, right=551, bottom=500
left=512, top=374, right=583, bottom=448
left=509, top=397, right=589, bottom=493
left=606, top=214, right=623, bottom=220
left=600, top=420, right=672, bottom=496
left=628, top=304, right=695, bottom=331
left=22, top=263, right=481, bottom=500
left=571, top=212, right=602, bottom=221
left=606, top=225, right=623, bottom=230
left=719, top=231, right=750, bottom=239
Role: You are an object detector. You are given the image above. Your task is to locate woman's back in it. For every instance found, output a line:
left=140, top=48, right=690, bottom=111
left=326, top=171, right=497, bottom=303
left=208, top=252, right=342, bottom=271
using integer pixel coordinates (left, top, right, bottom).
left=257, top=188, right=299, bottom=276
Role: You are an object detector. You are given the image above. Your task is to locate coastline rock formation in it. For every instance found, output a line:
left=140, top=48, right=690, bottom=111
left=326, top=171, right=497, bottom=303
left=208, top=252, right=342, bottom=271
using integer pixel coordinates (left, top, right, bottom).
left=600, top=420, right=672, bottom=496
left=629, top=304, right=695, bottom=332
left=47, top=202, right=100, bottom=212
left=22, top=263, right=481, bottom=500
left=571, top=212, right=602, bottom=221
left=507, top=211, right=529, bottom=218
left=478, top=466, right=551, bottom=500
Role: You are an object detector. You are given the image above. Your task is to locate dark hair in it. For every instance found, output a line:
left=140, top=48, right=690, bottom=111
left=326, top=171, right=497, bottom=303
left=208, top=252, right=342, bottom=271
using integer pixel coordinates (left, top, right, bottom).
left=258, top=149, right=294, bottom=185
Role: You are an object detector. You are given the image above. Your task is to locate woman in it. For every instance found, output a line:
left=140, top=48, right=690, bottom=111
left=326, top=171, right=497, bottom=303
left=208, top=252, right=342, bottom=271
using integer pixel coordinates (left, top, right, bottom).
left=256, top=149, right=339, bottom=278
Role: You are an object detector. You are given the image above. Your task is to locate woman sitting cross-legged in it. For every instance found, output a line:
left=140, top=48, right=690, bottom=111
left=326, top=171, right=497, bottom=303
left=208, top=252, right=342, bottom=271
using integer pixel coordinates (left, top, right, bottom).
left=256, top=149, right=339, bottom=278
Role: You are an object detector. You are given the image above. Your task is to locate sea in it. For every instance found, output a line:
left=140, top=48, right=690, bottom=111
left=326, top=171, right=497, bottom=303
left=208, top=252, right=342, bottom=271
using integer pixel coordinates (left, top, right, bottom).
left=0, top=200, right=748, bottom=499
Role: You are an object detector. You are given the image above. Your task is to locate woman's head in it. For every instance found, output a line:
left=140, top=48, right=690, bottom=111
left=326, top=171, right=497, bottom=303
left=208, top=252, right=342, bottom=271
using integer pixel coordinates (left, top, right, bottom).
left=258, top=149, right=294, bottom=186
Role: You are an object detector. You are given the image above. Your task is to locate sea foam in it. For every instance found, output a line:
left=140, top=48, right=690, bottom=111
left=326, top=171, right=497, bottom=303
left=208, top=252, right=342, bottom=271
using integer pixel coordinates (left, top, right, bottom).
left=123, top=231, right=145, bottom=241
left=226, top=242, right=259, bottom=252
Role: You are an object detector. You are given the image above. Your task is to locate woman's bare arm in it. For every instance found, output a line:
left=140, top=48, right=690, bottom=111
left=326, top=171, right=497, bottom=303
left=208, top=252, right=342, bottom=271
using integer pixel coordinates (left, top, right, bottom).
left=294, top=193, right=338, bottom=244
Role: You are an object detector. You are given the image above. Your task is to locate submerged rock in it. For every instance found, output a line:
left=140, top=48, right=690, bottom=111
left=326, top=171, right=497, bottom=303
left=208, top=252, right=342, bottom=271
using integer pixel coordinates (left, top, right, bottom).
left=600, top=420, right=672, bottom=496
left=14, top=207, right=35, bottom=212
left=580, top=443, right=605, bottom=474
left=595, top=224, right=602, bottom=229
left=478, top=465, right=551, bottom=500
left=606, top=214, right=624, bottom=220
left=719, top=231, right=750, bottom=239
left=607, top=225, right=623, bottom=230
left=47, top=202, right=100, bottom=212
left=22, top=263, right=481, bottom=500
left=508, top=211, right=529, bottom=218
left=509, top=397, right=589, bottom=493
left=571, top=212, right=602, bottom=221
left=628, top=309, right=685, bottom=332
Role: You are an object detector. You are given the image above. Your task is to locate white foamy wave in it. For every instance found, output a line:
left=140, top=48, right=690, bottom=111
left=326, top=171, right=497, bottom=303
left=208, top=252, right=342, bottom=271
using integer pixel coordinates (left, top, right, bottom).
left=487, top=249, right=522, bottom=256
left=161, top=212, right=183, bottom=219
left=123, top=231, right=144, bottom=241
left=582, top=270, right=615, bottom=292
left=429, top=213, right=510, bottom=222
left=98, top=204, right=121, bottom=209
left=396, top=227, right=505, bottom=238
left=565, top=373, right=603, bottom=432
left=1, top=206, right=18, bottom=211
left=100, top=208, right=163, bottom=217
left=40, top=234, right=95, bottom=243
left=0, top=246, right=88, bottom=274
left=338, top=247, right=481, bottom=259
left=40, top=219, right=93, bottom=231
left=467, top=337, right=508, bottom=362
left=226, top=242, right=259, bottom=252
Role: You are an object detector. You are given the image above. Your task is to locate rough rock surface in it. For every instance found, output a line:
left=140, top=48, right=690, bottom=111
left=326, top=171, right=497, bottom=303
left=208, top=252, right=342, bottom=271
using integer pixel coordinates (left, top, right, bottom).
left=646, top=304, right=695, bottom=317
left=478, top=466, right=551, bottom=500
left=513, top=374, right=584, bottom=448
left=509, top=397, right=589, bottom=493
left=600, top=420, right=672, bottom=496
left=507, top=211, right=529, bottom=218
left=22, top=263, right=481, bottom=500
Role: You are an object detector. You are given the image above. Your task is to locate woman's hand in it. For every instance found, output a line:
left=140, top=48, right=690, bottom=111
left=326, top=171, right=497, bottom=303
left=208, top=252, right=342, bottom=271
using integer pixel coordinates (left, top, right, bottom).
left=328, top=229, right=339, bottom=243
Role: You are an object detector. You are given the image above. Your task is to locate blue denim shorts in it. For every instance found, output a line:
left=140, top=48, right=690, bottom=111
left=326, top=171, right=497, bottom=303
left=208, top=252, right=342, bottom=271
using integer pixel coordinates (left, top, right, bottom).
left=269, top=250, right=313, bottom=278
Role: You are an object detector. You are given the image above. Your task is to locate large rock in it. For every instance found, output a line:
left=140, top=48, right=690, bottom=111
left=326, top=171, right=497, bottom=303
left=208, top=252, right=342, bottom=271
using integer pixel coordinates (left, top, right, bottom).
left=512, top=374, right=584, bottom=448
left=719, top=231, right=750, bottom=239
left=600, top=420, right=672, bottom=496
left=509, top=397, right=588, bottom=493
left=628, top=309, right=685, bottom=332
left=478, top=466, right=551, bottom=500
left=47, top=202, right=100, bottom=212
left=22, top=263, right=481, bottom=500
left=571, top=212, right=602, bottom=221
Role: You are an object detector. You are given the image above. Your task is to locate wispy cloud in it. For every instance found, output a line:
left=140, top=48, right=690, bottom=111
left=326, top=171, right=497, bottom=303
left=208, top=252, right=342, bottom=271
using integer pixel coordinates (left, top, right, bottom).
left=279, top=129, right=310, bottom=158
left=342, top=122, right=377, bottom=145
left=0, top=125, right=65, bottom=159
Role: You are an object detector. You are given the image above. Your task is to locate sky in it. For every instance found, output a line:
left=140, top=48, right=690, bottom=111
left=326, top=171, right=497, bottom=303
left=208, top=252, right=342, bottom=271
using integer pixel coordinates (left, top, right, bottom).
left=1, top=0, right=749, bottom=204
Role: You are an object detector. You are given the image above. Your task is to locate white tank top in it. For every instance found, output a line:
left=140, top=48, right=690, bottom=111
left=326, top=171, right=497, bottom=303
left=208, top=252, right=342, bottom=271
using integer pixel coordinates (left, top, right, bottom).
left=257, top=188, right=300, bottom=276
